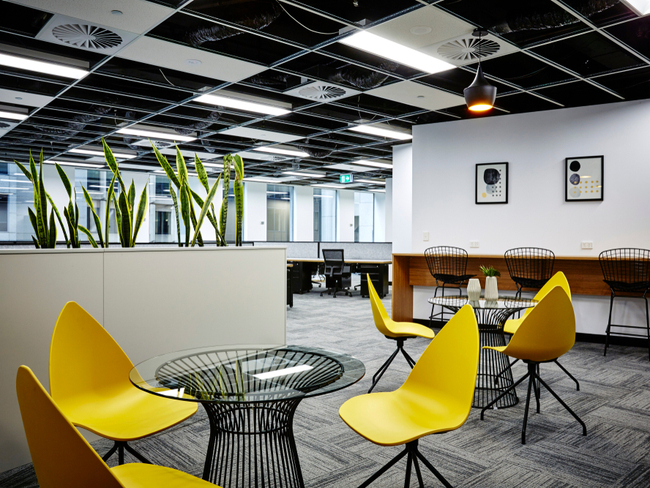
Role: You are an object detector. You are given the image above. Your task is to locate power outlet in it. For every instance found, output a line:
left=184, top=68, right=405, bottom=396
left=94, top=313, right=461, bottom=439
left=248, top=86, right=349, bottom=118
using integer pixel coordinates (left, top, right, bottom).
left=581, top=241, right=593, bottom=250
left=423, top=231, right=429, bottom=242
left=470, top=241, right=479, bottom=248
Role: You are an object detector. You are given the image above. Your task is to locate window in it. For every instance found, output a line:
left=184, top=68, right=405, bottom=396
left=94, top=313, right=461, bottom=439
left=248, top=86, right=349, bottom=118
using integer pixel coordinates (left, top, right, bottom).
left=354, top=192, right=375, bottom=242
left=155, top=210, right=171, bottom=235
left=313, top=188, right=337, bottom=241
left=0, top=162, right=7, bottom=175
left=87, top=170, right=101, bottom=191
left=0, top=194, right=7, bottom=232
left=155, top=178, right=170, bottom=196
left=267, top=184, right=292, bottom=241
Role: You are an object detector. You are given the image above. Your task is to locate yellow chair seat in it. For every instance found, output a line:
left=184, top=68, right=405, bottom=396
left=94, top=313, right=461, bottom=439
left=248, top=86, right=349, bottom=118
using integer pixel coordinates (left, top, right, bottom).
left=503, top=317, right=522, bottom=335
left=111, top=463, right=215, bottom=487
left=386, top=320, right=435, bottom=339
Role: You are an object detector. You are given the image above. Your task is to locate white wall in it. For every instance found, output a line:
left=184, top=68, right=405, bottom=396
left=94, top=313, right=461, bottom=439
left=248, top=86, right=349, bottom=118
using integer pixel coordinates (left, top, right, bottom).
left=408, top=99, right=650, bottom=333
left=385, top=178, right=393, bottom=243
left=293, top=185, right=314, bottom=241
left=244, top=181, right=267, bottom=241
left=374, top=192, right=386, bottom=242
left=392, top=144, right=413, bottom=253
left=338, top=189, right=355, bottom=241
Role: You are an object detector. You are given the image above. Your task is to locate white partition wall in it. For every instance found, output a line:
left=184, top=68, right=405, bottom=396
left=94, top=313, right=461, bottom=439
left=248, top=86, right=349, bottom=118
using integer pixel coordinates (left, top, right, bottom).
left=0, top=246, right=286, bottom=472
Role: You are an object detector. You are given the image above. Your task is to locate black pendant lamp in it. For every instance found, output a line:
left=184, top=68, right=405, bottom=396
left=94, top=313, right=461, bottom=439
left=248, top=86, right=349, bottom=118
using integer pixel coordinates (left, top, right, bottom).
left=464, top=29, right=497, bottom=112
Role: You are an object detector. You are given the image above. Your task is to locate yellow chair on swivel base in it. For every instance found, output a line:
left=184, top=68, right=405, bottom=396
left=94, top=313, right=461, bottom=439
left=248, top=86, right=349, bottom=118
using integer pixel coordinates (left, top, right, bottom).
left=16, top=365, right=219, bottom=488
left=49, top=301, right=198, bottom=465
left=366, top=274, right=435, bottom=393
left=481, top=286, right=587, bottom=444
left=499, top=271, right=580, bottom=391
left=340, top=305, right=479, bottom=488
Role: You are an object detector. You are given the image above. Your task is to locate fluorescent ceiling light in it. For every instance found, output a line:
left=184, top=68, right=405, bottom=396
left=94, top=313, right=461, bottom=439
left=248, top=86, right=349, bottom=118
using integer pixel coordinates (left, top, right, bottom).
left=0, top=52, right=88, bottom=79
left=47, top=160, right=104, bottom=168
left=312, top=183, right=344, bottom=189
left=339, top=31, right=456, bottom=74
left=349, top=124, right=412, bottom=140
left=195, top=93, right=290, bottom=116
left=283, top=171, right=325, bottom=178
left=356, top=179, right=386, bottom=185
left=253, top=365, right=313, bottom=380
left=351, top=160, right=393, bottom=169
left=622, top=0, right=650, bottom=15
left=253, top=147, right=309, bottom=158
left=117, top=127, right=196, bottom=142
left=69, top=148, right=136, bottom=159
left=370, top=189, right=386, bottom=193
left=0, top=110, right=28, bottom=121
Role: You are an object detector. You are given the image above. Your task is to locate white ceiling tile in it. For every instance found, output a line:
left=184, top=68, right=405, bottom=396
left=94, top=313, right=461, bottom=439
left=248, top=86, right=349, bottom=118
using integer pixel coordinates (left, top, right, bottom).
left=8, top=0, right=173, bottom=34
left=0, top=88, right=53, bottom=108
left=221, top=127, right=304, bottom=143
left=367, top=81, right=465, bottom=111
left=116, top=36, right=266, bottom=83
left=327, top=163, right=382, bottom=172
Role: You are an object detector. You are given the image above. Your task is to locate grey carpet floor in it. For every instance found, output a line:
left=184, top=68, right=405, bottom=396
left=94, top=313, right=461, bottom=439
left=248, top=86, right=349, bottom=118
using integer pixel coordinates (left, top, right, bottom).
left=2, top=287, right=650, bottom=487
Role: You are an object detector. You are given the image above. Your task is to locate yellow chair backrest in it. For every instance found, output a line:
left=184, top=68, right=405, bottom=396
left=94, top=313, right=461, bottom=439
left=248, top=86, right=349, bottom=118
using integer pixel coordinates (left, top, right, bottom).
left=49, top=301, right=134, bottom=403
left=16, top=366, right=123, bottom=488
left=504, top=286, right=575, bottom=362
left=402, top=305, right=479, bottom=419
left=522, top=272, right=571, bottom=319
left=367, top=274, right=394, bottom=336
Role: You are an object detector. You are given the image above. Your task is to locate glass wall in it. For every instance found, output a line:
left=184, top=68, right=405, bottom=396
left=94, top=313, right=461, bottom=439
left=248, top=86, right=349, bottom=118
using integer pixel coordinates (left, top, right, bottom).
left=0, top=161, right=44, bottom=242
left=75, top=168, right=118, bottom=244
left=267, top=184, right=292, bottom=241
left=354, top=191, right=375, bottom=242
left=313, top=188, right=337, bottom=241
left=149, top=174, right=175, bottom=243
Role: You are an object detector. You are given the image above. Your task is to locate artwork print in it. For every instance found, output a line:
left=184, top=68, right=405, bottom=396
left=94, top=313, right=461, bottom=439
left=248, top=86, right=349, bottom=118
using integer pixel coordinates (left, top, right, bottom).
left=565, top=156, right=603, bottom=202
left=476, top=162, right=508, bottom=204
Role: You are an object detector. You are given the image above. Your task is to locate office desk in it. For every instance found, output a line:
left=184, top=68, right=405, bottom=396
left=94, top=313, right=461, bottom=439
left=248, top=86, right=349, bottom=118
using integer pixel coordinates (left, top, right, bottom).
left=288, top=258, right=391, bottom=297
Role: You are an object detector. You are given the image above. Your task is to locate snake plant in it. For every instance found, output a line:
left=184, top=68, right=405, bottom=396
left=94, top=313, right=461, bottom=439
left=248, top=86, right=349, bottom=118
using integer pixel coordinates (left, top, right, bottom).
left=54, top=163, right=80, bottom=248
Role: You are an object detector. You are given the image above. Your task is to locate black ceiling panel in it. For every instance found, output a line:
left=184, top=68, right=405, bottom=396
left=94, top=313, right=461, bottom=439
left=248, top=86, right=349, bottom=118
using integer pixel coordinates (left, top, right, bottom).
left=595, top=66, right=650, bottom=100
left=533, top=80, right=622, bottom=107
left=493, top=92, right=561, bottom=114
left=561, top=0, right=638, bottom=27
left=605, top=15, right=650, bottom=60
left=479, top=52, right=574, bottom=88
left=0, top=3, right=52, bottom=37
left=418, top=67, right=517, bottom=95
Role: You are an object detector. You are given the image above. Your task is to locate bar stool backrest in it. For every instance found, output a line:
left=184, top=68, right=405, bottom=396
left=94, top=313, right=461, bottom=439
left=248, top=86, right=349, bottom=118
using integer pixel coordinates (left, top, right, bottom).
left=599, top=248, right=650, bottom=292
left=504, top=247, right=555, bottom=290
left=424, top=246, right=469, bottom=281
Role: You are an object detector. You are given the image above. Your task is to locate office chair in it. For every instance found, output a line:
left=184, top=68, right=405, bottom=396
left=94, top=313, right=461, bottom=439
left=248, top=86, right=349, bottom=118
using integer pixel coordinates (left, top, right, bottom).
left=504, top=247, right=555, bottom=299
left=600, top=248, right=650, bottom=360
left=340, top=305, right=479, bottom=488
left=366, top=274, right=434, bottom=393
left=49, top=302, right=198, bottom=465
left=16, top=365, right=218, bottom=488
left=424, top=246, right=475, bottom=326
left=321, top=249, right=352, bottom=297
left=481, top=287, right=587, bottom=444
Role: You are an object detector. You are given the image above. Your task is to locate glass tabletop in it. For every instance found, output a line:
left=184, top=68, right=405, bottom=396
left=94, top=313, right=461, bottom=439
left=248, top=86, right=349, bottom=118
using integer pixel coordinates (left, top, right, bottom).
left=130, top=344, right=365, bottom=404
left=428, top=296, right=537, bottom=310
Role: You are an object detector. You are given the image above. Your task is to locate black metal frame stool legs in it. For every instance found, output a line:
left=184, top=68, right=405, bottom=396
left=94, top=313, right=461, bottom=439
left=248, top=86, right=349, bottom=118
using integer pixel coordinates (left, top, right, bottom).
left=603, top=291, right=650, bottom=361
left=368, top=336, right=416, bottom=393
left=102, top=440, right=152, bottom=465
left=495, top=358, right=580, bottom=391
left=481, top=361, right=587, bottom=444
left=358, top=439, right=453, bottom=488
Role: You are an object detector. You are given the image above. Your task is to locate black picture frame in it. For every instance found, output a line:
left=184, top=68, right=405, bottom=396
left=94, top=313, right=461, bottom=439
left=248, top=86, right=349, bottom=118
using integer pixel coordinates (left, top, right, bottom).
left=565, top=156, right=603, bottom=202
left=476, top=162, right=508, bottom=204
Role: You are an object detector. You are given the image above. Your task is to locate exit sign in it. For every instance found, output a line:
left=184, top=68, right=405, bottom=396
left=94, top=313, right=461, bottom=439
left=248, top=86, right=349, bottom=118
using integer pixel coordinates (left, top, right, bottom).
left=340, top=174, right=353, bottom=183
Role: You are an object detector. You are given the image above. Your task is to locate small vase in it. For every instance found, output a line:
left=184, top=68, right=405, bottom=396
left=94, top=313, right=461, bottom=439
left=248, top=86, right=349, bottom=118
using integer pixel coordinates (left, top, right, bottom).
left=484, top=276, right=499, bottom=300
left=467, top=278, right=481, bottom=301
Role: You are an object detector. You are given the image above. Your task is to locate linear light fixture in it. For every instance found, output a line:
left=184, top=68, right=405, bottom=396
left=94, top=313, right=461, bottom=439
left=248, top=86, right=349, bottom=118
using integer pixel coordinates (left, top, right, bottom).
left=370, top=189, right=386, bottom=193
left=312, top=183, right=344, bottom=189
left=351, top=160, right=393, bottom=169
left=117, top=127, right=196, bottom=142
left=356, top=179, right=386, bottom=185
left=283, top=171, right=326, bottom=178
left=253, top=365, right=313, bottom=380
left=69, top=148, right=136, bottom=159
left=195, top=93, right=291, bottom=116
left=0, top=110, right=28, bottom=121
left=0, top=52, right=88, bottom=79
left=349, top=125, right=412, bottom=140
left=339, top=31, right=456, bottom=74
left=253, top=147, right=309, bottom=158
left=47, top=160, right=104, bottom=168
left=621, top=0, right=650, bottom=15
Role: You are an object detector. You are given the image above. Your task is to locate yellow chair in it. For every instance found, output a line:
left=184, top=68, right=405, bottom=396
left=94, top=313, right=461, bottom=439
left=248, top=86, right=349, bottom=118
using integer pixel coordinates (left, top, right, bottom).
left=501, top=271, right=580, bottom=391
left=16, top=365, right=218, bottom=488
left=49, top=301, right=198, bottom=465
left=481, top=286, right=587, bottom=444
left=340, top=304, right=479, bottom=488
left=366, top=274, right=435, bottom=393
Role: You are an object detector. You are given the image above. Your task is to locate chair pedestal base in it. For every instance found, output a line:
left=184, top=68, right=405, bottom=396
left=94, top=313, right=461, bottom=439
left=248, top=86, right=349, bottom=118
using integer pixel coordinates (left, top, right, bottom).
left=368, top=337, right=416, bottom=393
left=480, top=360, right=587, bottom=444
left=102, top=440, right=152, bottom=465
left=359, top=439, right=452, bottom=488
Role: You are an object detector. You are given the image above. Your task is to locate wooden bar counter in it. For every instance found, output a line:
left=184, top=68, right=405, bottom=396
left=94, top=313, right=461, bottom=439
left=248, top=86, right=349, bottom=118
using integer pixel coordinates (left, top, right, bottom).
left=392, top=254, right=607, bottom=322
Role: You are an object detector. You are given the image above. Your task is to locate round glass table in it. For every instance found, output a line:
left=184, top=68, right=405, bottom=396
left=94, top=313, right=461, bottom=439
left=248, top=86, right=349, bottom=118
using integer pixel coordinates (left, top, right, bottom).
left=130, top=345, right=365, bottom=488
left=428, top=296, right=537, bottom=409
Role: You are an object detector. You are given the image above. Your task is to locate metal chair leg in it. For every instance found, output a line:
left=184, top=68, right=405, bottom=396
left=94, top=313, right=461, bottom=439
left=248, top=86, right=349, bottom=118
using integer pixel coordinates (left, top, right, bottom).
left=645, top=294, right=650, bottom=361
left=604, top=292, right=615, bottom=356
left=414, top=444, right=453, bottom=488
left=535, top=373, right=587, bottom=437
left=103, top=440, right=152, bottom=465
left=368, top=347, right=400, bottom=393
left=554, top=359, right=580, bottom=391
left=521, top=366, right=535, bottom=444
left=358, top=447, right=408, bottom=488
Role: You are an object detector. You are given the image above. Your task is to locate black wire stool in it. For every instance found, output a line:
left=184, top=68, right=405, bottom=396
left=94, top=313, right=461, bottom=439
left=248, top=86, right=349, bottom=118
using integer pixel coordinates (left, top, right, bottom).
left=600, top=248, right=650, bottom=360
left=424, top=246, right=474, bottom=327
left=504, top=247, right=555, bottom=299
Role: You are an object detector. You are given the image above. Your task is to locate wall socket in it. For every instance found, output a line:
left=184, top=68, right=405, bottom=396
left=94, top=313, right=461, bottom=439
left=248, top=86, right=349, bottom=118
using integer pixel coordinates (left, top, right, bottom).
left=423, top=231, right=429, bottom=241
left=581, top=241, right=593, bottom=250
left=470, top=241, right=479, bottom=248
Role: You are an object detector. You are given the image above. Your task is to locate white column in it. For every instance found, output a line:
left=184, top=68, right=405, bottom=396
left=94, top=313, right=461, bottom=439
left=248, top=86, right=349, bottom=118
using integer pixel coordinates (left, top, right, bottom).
left=392, top=144, right=412, bottom=252
left=244, top=181, right=267, bottom=241
left=374, top=192, right=386, bottom=242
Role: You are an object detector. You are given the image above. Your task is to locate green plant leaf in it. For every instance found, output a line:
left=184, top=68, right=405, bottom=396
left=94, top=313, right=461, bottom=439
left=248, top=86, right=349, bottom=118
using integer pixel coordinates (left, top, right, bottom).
left=118, top=191, right=132, bottom=247
left=234, top=180, right=244, bottom=246
left=31, top=236, right=40, bottom=249
left=169, top=184, right=182, bottom=247
left=37, top=151, right=49, bottom=246
left=132, top=185, right=148, bottom=243
left=127, top=180, right=135, bottom=215
left=233, top=154, right=244, bottom=180
left=220, top=155, right=231, bottom=238
left=48, top=210, right=56, bottom=248
left=176, top=145, right=189, bottom=185
left=104, top=172, right=117, bottom=248
left=27, top=207, right=38, bottom=245
left=54, top=163, right=72, bottom=198
left=194, top=154, right=210, bottom=192
left=82, top=186, right=104, bottom=248
left=180, top=183, right=191, bottom=247
left=78, top=225, right=98, bottom=248
left=46, top=193, right=69, bottom=247
left=14, top=160, right=33, bottom=183
left=112, top=193, right=125, bottom=247
left=103, top=138, right=127, bottom=194
left=191, top=177, right=220, bottom=246
left=151, top=142, right=180, bottom=188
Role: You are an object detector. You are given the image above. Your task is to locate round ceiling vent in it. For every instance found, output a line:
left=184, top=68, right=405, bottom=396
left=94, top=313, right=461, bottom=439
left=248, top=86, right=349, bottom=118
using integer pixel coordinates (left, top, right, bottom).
left=437, top=37, right=500, bottom=62
left=298, top=85, right=347, bottom=100
left=52, top=24, right=123, bottom=50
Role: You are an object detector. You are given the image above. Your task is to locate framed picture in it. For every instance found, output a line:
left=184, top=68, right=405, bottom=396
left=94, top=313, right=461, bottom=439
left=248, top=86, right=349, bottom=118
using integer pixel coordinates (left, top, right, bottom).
left=476, top=162, right=508, bottom=204
left=565, top=156, right=603, bottom=202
